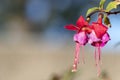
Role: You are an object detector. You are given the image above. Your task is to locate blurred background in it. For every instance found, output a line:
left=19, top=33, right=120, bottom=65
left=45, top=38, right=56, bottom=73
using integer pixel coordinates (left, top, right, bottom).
left=0, top=0, right=120, bottom=80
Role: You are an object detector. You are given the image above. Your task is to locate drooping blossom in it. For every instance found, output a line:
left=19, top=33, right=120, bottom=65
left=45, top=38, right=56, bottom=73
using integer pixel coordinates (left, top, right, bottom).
left=65, top=16, right=90, bottom=72
left=88, top=17, right=110, bottom=76
left=64, top=15, right=110, bottom=76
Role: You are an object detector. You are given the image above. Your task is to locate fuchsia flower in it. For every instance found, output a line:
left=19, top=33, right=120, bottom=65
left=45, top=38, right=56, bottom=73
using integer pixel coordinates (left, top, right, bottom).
left=64, top=15, right=110, bottom=76
left=65, top=16, right=90, bottom=72
left=88, top=17, right=110, bottom=76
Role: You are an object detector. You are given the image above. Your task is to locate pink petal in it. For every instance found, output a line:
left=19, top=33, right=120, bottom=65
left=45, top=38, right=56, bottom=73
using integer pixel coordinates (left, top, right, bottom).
left=100, top=33, right=110, bottom=47
left=102, top=33, right=110, bottom=43
left=64, top=24, right=78, bottom=31
left=73, top=32, right=88, bottom=45
left=88, top=31, right=100, bottom=44
left=88, top=31, right=110, bottom=47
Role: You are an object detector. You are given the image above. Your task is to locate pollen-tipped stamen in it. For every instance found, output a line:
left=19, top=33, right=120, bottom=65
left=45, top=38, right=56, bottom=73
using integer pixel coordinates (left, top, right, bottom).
left=72, top=43, right=80, bottom=72
left=82, top=46, right=85, bottom=64
left=95, top=44, right=101, bottom=76
left=95, top=47, right=97, bottom=66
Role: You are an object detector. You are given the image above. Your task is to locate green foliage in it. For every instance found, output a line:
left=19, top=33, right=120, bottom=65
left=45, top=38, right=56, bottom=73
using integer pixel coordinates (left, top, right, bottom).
left=106, top=1, right=118, bottom=12
left=86, top=7, right=99, bottom=17
left=104, top=15, right=111, bottom=28
left=99, top=0, right=106, bottom=9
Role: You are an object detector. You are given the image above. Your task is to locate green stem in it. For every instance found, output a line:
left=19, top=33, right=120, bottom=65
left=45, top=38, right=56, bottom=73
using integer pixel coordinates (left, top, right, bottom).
left=106, top=11, right=120, bottom=15
left=86, top=10, right=120, bottom=18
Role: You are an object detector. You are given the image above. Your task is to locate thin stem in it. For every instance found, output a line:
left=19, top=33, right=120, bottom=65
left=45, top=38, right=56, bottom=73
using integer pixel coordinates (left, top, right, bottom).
left=87, top=10, right=101, bottom=18
left=82, top=46, right=85, bottom=64
left=98, top=46, right=101, bottom=61
left=106, top=11, right=120, bottom=15
left=72, top=43, right=80, bottom=72
left=87, top=10, right=120, bottom=18
left=95, top=47, right=97, bottom=66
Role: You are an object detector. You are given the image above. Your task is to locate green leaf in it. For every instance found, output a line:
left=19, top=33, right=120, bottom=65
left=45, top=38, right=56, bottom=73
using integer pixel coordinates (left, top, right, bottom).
left=104, top=15, right=111, bottom=28
left=99, top=0, right=106, bottom=9
left=106, top=1, right=118, bottom=12
left=86, top=7, right=99, bottom=17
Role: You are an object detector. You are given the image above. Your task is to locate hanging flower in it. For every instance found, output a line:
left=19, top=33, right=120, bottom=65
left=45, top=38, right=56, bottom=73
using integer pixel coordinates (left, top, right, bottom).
left=64, top=15, right=110, bottom=76
left=88, top=17, right=110, bottom=76
left=65, top=16, right=90, bottom=72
